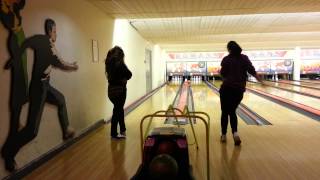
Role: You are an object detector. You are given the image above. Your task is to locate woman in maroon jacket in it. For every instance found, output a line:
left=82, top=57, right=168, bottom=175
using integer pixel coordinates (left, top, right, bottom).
left=105, top=46, right=132, bottom=139
left=219, top=41, right=262, bottom=145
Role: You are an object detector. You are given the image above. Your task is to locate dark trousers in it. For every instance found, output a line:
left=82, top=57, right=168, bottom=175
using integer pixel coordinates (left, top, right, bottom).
left=3, top=79, right=69, bottom=158
left=219, top=87, right=244, bottom=135
left=108, top=86, right=127, bottom=137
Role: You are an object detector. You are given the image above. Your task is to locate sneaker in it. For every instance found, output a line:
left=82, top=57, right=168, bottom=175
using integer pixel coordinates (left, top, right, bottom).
left=220, top=135, right=226, bottom=143
left=118, top=134, right=126, bottom=139
left=120, top=131, right=126, bottom=137
left=233, top=133, right=241, bottom=146
left=111, top=135, right=126, bottom=140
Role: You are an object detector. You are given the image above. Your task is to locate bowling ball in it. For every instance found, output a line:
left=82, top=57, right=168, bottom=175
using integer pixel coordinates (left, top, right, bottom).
left=148, top=154, right=178, bottom=180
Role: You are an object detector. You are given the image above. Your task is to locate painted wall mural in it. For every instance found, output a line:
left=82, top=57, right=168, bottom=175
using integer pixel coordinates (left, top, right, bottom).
left=207, top=61, right=221, bottom=75
left=167, top=51, right=294, bottom=75
left=166, top=62, right=186, bottom=75
left=1, top=0, right=78, bottom=172
left=301, top=60, right=320, bottom=74
left=185, top=61, right=206, bottom=75
left=1, top=0, right=29, bottom=172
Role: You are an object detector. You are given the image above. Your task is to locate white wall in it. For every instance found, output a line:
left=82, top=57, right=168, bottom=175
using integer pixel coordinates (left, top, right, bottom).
left=112, top=20, right=166, bottom=106
left=152, top=45, right=167, bottom=89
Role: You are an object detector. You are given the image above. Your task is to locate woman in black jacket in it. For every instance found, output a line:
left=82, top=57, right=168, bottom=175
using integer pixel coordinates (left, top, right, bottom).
left=219, top=41, right=262, bottom=145
left=105, top=46, right=132, bottom=139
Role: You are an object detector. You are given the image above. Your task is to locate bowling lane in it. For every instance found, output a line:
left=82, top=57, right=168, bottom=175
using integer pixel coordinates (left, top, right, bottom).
left=191, top=83, right=320, bottom=180
left=263, top=81, right=320, bottom=97
left=246, top=82, right=320, bottom=110
left=299, top=79, right=320, bottom=84
left=213, top=80, right=318, bottom=125
left=180, top=83, right=248, bottom=180
left=279, top=80, right=320, bottom=89
left=24, top=84, right=180, bottom=180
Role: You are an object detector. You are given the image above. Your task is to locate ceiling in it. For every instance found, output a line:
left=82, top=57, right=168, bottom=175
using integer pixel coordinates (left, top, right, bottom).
left=88, top=0, right=320, bottom=51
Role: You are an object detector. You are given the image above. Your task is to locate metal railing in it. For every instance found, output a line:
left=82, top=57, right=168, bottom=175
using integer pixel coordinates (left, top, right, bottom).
left=139, top=105, right=211, bottom=180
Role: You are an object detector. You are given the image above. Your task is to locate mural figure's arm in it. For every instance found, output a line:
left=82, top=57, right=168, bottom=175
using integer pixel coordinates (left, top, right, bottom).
left=53, top=58, right=78, bottom=71
left=51, top=44, right=78, bottom=71
left=19, top=35, right=39, bottom=52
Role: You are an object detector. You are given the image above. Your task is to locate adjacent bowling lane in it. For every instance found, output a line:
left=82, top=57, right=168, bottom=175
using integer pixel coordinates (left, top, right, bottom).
left=263, top=81, right=320, bottom=97
left=246, top=82, right=320, bottom=110
left=212, top=80, right=318, bottom=125
left=298, top=79, right=320, bottom=84
left=278, top=80, right=320, bottom=89
left=191, top=82, right=320, bottom=180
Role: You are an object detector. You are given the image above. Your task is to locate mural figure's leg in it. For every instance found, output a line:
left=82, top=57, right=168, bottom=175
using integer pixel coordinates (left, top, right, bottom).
left=46, top=84, right=74, bottom=140
left=3, top=30, right=28, bottom=92
left=15, top=29, right=28, bottom=93
left=2, top=80, right=48, bottom=171
left=1, top=33, right=27, bottom=142
left=1, top=33, right=29, bottom=171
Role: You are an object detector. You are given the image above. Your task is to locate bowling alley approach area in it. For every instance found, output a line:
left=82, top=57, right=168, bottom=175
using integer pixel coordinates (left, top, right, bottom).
left=1, top=1, right=320, bottom=180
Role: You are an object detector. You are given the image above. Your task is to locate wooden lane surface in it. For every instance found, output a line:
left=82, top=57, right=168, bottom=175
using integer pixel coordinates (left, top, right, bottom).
left=263, top=81, right=320, bottom=97
left=242, top=91, right=319, bottom=125
left=279, top=80, right=320, bottom=89
left=189, top=83, right=320, bottom=180
left=298, top=80, right=320, bottom=84
left=214, top=80, right=319, bottom=124
left=24, top=84, right=179, bottom=180
left=25, top=83, right=320, bottom=180
left=246, top=82, right=320, bottom=110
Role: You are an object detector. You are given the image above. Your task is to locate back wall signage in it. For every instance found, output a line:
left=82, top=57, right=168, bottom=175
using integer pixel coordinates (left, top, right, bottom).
left=167, top=50, right=294, bottom=61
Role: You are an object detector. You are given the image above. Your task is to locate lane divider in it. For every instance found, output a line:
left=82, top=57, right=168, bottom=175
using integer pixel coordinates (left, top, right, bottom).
left=166, top=81, right=194, bottom=125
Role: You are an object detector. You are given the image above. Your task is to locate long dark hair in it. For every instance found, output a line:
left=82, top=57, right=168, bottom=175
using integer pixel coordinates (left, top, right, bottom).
left=105, top=46, right=125, bottom=76
left=227, top=41, right=242, bottom=56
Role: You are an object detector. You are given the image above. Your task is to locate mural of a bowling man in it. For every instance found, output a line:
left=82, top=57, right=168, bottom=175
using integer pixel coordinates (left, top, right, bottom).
left=1, top=17, right=79, bottom=172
